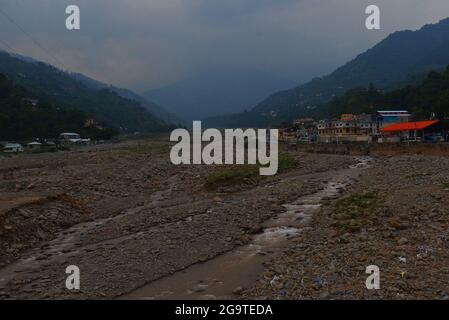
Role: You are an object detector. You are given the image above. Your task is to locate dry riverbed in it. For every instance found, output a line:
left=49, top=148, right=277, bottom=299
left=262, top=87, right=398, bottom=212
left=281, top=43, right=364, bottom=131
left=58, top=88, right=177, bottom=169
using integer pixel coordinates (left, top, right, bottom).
left=242, top=155, right=449, bottom=300
left=1, top=139, right=448, bottom=300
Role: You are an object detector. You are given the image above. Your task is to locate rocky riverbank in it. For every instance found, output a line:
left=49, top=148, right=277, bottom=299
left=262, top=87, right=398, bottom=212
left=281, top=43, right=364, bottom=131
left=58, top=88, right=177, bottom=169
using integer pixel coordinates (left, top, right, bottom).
left=2, top=139, right=448, bottom=300
left=0, top=138, right=354, bottom=299
left=242, top=155, right=449, bottom=300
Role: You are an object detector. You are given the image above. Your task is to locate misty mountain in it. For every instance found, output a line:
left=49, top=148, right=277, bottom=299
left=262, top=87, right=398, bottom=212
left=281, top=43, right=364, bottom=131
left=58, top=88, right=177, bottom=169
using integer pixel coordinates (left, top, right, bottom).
left=207, top=17, right=449, bottom=128
left=0, top=50, right=170, bottom=133
left=142, top=69, right=295, bottom=121
left=70, top=73, right=182, bottom=125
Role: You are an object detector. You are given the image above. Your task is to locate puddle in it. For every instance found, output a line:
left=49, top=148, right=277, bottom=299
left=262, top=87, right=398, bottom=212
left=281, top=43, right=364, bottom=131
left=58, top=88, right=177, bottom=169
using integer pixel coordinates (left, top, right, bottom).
left=120, top=157, right=371, bottom=300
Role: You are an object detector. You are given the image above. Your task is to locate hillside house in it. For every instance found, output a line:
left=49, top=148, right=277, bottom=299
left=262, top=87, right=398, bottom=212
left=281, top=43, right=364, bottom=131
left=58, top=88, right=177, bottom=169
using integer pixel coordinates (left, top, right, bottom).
left=59, top=133, right=81, bottom=141
left=21, top=98, right=39, bottom=108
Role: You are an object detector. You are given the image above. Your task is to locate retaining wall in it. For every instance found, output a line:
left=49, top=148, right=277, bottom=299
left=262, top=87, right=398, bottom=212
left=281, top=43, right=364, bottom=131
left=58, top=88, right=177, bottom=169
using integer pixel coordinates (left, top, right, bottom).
left=294, top=143, right=449, bottom=157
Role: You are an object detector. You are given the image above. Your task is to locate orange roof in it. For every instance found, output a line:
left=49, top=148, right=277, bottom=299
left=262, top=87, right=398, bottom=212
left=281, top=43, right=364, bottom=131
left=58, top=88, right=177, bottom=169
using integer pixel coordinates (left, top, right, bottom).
left=382, top=120, right=439, bottom=133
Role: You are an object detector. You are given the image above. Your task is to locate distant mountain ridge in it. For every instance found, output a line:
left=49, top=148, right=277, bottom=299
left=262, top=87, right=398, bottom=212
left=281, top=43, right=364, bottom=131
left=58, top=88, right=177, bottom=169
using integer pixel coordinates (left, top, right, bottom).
left=70, top=73, right=182, bottom=125
left=207, top=17, right=449, bottom=127
left=142, top=69, right=295, bottom=121
left=0, top=50, right=172, bottom=132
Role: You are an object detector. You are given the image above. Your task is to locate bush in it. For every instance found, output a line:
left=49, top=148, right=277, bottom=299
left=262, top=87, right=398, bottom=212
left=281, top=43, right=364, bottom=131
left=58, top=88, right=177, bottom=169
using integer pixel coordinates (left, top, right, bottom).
left=332, top=192, right=378, bottom=233
left=205, top=153, right=298, bottom=186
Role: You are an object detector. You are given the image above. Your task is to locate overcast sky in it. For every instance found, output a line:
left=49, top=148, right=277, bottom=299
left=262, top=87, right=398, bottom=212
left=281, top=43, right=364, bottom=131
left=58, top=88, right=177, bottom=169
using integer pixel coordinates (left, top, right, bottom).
left=1, top=0, right=449, bottom=92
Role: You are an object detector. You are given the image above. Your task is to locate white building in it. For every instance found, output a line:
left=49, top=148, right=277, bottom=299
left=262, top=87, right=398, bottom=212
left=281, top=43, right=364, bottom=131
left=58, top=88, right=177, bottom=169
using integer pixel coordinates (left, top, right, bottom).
left=59, top=133, right=81, bottom=141
left=2, top=143, right=24, bottom=153
left=27, top=141, right=42, bottom=150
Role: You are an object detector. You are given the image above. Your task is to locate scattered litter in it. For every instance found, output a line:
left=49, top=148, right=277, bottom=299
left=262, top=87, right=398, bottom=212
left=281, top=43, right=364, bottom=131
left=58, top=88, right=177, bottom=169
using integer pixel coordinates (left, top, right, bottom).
left=417, top=245, right=433, bottom=259
left=313, top=276, right=323, bottom=286
left=279, top=289, right=287, bottom=298
left=270, top=275, right=279, bottom=287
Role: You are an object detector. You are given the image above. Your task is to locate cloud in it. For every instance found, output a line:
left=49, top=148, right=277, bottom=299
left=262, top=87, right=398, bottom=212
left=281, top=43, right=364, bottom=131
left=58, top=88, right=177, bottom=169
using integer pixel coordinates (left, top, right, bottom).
left=1, top=0, right=449, bottom=91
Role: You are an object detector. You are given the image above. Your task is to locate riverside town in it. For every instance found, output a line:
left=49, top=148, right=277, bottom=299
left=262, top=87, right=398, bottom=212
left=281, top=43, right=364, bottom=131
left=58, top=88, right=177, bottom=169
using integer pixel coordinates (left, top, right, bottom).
left=280, top=110, right=448, bottom=145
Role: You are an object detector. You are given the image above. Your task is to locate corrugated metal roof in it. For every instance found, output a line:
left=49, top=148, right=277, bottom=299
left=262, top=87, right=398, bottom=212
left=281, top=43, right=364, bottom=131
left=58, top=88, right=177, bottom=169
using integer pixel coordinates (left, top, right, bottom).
left=377, top=110, right=409, bottom=113
left=381, top=120, right=439, bottom=133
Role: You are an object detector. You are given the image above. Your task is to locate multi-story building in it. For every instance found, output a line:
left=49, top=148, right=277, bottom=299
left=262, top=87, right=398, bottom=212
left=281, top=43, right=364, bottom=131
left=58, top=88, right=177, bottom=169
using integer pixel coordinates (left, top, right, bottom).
left=317, top=114, right=376, bottom=143
left=376, top=110, right=411, bottom=129
left=317, top=110, right=413, bottom=143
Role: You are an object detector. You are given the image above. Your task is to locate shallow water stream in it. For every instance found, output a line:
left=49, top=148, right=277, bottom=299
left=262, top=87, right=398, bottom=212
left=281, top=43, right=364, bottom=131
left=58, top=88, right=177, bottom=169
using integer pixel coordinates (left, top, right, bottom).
left=121, top=157, right=371, bottom=300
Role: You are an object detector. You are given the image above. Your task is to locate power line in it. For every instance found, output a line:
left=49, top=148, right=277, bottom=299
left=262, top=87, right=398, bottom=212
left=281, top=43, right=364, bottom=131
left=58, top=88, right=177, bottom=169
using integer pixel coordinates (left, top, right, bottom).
left=0, top=36, right=18, bottom=54
left=0, top=7, right=67, bottom=70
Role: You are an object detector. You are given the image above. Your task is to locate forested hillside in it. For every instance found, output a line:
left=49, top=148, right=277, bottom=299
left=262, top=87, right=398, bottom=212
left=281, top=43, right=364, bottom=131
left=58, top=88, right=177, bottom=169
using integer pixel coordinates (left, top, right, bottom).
left=0, top=73, right=115, bottom=141
left=0, top=51, right=169, bottom=133
left=322, top=66, right=449, bottom=120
